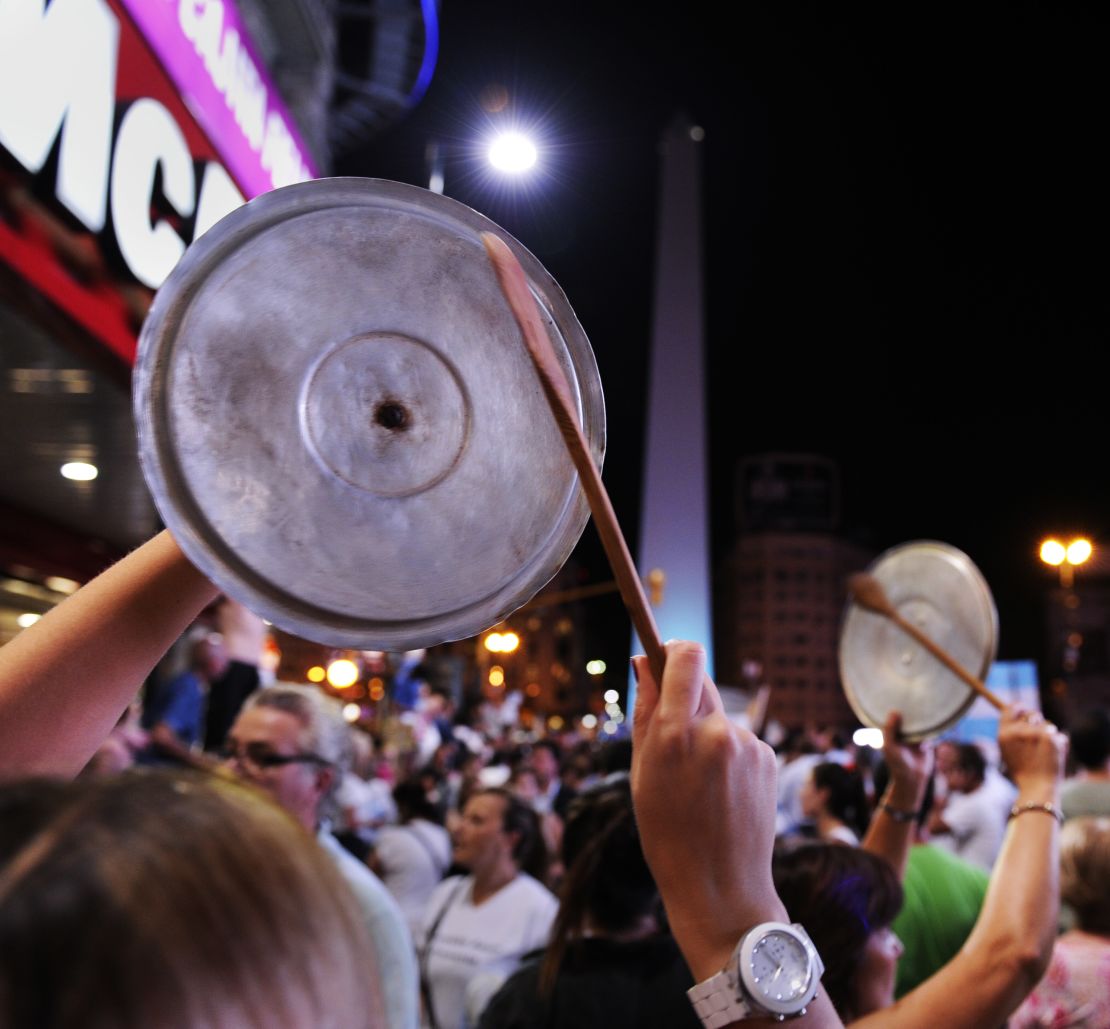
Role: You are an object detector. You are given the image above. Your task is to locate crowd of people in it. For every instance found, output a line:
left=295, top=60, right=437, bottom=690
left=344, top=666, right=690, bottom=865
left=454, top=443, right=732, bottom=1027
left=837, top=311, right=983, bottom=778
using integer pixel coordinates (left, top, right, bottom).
left=0, top=529, right=1108, bottom=1027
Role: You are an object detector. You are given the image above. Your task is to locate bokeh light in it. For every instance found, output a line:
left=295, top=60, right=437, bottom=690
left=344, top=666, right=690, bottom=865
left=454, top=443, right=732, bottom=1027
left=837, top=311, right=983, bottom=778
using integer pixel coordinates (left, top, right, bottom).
left=1039, top=539, right=1066, bottom=566
left=61, top=461, right=97, bottom=481
left=326, top=659, right=359, bottom=689
left=853, top=727, right=884, bottom=749
left=1067, top=538, right=1093, bottom=565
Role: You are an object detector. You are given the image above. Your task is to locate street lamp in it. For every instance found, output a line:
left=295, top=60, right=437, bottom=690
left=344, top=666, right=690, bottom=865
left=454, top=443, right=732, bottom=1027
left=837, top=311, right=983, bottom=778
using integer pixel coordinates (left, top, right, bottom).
left=1039, top=537, right=1093, bottom=589
left=487, top=131, right=538, bottom=173
left=484, top=630, right=520, bottom=654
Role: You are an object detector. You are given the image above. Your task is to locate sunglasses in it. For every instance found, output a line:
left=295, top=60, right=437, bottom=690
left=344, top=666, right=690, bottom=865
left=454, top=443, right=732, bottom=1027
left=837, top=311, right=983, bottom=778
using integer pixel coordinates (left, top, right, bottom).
left=219, top=741, right=331, bottom=771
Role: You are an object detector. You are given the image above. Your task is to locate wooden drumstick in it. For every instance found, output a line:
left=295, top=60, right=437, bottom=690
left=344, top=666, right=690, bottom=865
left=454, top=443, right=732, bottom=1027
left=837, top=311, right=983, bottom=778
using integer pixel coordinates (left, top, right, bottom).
left=481, top=232, right=667, bottom=686
left=847, top=572, right=1006, bottom=711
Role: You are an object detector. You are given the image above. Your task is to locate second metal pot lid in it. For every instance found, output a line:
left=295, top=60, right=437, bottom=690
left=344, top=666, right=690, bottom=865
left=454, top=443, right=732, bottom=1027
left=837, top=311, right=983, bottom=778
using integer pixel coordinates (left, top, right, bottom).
left=839, top=540, right=999, bottom=741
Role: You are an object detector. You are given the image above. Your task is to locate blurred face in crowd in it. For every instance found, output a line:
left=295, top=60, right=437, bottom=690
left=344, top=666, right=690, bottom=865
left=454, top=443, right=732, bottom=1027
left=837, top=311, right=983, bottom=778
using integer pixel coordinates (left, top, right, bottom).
left=935, top=741, right=959, bottom=779
left=195, top=635, right=229, bottom=682
left=510, top=768, right=540, bottom=805
left=222, top=707, right=333, bottom=832
left=851, top=926, right=904, bottom=1017
left=531, top=746, right=559, bottom=788
left=799, top=772, right=821, bottom=819
left=452, top=792, right=515, bottom=874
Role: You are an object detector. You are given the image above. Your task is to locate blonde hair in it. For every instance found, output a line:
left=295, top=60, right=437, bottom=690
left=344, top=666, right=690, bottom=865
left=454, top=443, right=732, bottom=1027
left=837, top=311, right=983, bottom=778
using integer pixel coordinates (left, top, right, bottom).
left=0, top=770, right=382, bottom=1028
left=1060, top=816, right=1110, bottom=935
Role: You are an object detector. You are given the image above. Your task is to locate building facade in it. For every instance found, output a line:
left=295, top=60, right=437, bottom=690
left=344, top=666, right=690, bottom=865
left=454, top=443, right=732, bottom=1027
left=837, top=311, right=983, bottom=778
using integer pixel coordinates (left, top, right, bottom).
left=717, top=455, right=873, bottom=730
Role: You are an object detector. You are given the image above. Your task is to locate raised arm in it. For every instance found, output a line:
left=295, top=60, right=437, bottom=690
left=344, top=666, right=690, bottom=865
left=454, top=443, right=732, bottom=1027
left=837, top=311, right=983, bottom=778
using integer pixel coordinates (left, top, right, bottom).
left=630, top=641, right=845, bottom=1029
left=0, top=530, right=218, bottom=779
left=862, top=711, right=933, bottom=880
left=853, top=707, right=1066, bottom=1029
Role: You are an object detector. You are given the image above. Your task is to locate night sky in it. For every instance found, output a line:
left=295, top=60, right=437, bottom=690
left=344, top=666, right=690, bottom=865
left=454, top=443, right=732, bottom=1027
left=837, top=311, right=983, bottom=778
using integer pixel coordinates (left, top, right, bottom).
left=337, top=3, right=1110, bottom=673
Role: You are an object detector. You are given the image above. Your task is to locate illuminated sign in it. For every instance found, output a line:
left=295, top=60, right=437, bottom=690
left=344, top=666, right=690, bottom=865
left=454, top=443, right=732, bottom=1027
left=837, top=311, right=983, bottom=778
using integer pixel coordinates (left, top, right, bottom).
left=0, top=0, right=316, bottom=361
left=119, top=0, right=318, bottom=197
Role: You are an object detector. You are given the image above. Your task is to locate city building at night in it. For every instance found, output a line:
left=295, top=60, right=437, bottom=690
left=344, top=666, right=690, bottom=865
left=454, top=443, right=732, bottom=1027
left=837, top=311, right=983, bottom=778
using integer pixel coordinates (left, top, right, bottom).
left=717, top=454, right=873, bottom=729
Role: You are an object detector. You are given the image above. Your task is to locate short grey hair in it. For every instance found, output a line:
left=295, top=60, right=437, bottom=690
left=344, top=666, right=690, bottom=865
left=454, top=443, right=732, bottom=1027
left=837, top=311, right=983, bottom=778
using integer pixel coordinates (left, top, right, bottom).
left=242, top=685, right=353, bottom=810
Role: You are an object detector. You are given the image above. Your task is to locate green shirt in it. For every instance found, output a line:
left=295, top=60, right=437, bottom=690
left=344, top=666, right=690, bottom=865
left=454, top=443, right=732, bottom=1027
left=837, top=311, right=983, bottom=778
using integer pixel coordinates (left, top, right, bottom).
left=893, top=843, right=989, bottom=998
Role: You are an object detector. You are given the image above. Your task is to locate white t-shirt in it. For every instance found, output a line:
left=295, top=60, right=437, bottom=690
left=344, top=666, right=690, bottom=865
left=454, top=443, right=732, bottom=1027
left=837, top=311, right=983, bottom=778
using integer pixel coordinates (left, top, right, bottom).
left=418, top=873, right=557, bottom=1029
left=376, top=819, right=452, bottom=937
left=935, top=784, right=1007, bottom=870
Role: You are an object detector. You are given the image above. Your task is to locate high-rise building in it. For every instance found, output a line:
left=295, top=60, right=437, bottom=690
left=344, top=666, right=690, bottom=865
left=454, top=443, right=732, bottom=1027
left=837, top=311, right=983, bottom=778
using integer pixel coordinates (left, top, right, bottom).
left=717, top=455, right=873, bottom=729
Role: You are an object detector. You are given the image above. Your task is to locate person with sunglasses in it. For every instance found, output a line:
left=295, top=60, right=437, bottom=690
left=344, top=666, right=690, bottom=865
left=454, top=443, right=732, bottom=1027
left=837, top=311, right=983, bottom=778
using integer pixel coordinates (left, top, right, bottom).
left=222, top=685, right=419, bottom=1029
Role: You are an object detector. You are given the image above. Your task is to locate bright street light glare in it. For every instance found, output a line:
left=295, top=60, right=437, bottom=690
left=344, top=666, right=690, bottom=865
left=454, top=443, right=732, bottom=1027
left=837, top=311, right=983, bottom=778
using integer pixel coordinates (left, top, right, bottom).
left=488, top=132, right=538, bottom=173
left=326, top=659, right=359, bottom=689
left=853, top=727, right=884, bottom=749
left=484, top=631, right=519, bottom=653
left=603, top=688, right=619, bottom=704
left=61, top=461, right=98, bottom=481
left=1067, top=538, right=1093, bottom=566
left=586, top=659, right=607, bottom=676
left=17, top=613, right=41, bottom=628
left=1039, top=539, right=1066, bottom=566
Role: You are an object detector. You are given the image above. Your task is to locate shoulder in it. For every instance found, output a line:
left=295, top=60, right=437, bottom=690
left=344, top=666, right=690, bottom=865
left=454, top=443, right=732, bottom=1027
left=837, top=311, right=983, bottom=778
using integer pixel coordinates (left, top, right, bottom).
left=909, top=842, right=986, bottom=876
left=424, top=875, right=471, bottom=916
left=826, top=825, right=859, bottom=845
left=316, top=832, right=418, bottom=1028
left=509, top=874, right=557, bottom=906
left=318, top=832, right=411, bottom=929
left=477, top=959, right=543, bottom=1029
left=505, top=875, right=558, bottom=926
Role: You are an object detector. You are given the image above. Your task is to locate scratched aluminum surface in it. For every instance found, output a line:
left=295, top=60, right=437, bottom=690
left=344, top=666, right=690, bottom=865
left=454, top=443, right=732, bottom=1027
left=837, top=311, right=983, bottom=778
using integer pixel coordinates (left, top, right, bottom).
left=839, top=541, right=999, bottom=741
left=134, top=178, right=605, bottom=649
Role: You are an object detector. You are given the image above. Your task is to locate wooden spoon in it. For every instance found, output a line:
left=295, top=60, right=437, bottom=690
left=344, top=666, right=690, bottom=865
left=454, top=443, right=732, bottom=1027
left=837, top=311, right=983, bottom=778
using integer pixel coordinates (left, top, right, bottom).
left=847, top=572, right=1005, bottom=711
left=482, top=232, right=667, bottom=685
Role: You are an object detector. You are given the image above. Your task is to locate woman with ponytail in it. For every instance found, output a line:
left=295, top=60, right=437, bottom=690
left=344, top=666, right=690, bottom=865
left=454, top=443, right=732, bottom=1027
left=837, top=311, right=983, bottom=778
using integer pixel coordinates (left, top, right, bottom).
left=417, top=787, right=556, bottom=1028
left=800, top=761, right=870, bottom=845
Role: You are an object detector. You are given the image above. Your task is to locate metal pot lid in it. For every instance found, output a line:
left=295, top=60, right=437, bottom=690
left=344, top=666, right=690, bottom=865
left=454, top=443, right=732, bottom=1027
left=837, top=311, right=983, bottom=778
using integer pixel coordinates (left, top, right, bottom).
left=134, top=178, right=605, bottom=649
left=838, top=540, right=998, bottom=741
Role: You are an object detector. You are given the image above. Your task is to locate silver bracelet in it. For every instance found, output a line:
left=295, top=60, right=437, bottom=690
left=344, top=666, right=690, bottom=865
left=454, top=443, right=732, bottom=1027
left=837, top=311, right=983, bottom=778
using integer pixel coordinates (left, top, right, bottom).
left=878, top=801, right=917, bottom=823
left=1008, top=801, right=1064, bottom=824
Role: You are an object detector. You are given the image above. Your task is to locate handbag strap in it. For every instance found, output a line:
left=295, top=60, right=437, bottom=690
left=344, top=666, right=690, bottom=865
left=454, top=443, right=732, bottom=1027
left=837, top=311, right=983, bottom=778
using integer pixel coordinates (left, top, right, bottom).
left=419, top=877, right=469, bottom=1029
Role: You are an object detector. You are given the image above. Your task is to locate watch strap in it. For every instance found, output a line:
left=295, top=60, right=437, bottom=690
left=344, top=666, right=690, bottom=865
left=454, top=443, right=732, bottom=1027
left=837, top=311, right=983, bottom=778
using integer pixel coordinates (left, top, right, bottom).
left=688, top=968, right=753, bottom=1028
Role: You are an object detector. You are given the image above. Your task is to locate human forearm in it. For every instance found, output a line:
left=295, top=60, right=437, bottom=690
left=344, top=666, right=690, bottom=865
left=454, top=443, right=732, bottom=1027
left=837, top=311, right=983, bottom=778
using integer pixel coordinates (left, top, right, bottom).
left=862, top=713, right=931, bottom=880
left=631, top=644, right=844, bottom=1029
left=0, top=531, right=218, bottom=778
left=961, top=779, right=1060, bottom=990
left=861, top=786, right=921, bottom=881
left=870, top=712, right=1067, bottom=1029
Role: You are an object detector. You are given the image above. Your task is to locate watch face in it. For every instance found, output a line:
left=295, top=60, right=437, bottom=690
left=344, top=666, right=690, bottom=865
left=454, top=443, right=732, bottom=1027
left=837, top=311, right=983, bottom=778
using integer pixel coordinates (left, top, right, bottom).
left=748, top=929, right=812, bottom=1006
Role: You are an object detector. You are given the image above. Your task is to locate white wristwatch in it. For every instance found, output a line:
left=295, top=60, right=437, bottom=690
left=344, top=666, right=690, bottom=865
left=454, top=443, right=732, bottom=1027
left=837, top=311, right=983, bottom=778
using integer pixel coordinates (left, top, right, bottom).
left=687, top=921, right=824, bottom=1026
